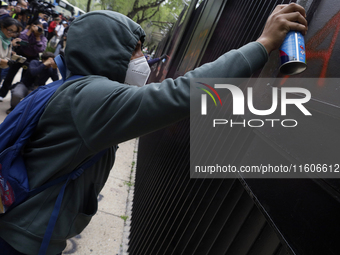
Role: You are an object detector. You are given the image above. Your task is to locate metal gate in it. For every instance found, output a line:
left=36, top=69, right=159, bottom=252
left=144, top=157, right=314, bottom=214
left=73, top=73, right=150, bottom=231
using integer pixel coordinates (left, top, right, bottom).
left=129, top=0, right=340, bottom=254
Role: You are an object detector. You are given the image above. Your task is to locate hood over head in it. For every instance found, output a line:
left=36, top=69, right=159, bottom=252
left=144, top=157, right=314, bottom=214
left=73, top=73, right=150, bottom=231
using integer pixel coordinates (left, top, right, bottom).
left=65, top=11, right=145, bottom=83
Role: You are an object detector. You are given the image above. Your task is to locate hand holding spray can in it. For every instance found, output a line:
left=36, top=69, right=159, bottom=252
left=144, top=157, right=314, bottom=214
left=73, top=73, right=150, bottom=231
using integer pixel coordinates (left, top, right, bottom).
left=279, top=31, right=307, bottom=75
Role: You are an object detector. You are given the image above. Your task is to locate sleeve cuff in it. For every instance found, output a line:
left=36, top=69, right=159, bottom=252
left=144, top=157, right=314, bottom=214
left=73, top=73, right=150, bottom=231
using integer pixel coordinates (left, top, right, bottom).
left=237, top=41, right=269, bottom=74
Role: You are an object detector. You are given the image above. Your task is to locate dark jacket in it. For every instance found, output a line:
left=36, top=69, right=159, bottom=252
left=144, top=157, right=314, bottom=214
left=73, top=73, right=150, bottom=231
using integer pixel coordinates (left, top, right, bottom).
left=21, top=60, right=59, bottom=89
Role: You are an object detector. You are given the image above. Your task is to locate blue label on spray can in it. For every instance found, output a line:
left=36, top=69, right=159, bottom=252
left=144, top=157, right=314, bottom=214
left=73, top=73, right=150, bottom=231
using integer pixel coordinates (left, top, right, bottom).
left=279, top=31, right=307, bottom=75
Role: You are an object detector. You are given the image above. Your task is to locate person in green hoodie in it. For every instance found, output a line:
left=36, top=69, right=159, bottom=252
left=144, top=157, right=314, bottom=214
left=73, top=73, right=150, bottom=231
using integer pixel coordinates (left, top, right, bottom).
left=0, top=3, right=307, bottom=255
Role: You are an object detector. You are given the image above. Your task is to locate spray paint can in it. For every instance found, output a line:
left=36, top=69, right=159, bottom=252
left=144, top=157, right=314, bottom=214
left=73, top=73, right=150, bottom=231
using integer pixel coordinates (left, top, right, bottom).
left=279, top=31, right=307, bottom=75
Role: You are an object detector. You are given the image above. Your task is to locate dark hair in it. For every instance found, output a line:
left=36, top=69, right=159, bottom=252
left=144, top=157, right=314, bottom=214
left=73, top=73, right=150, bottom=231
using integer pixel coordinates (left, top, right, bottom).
left=0, top=17, right=22, bottom=31
left=31, top=19, right=42, bottom=26
left=41, top=52, right=55, bottom=61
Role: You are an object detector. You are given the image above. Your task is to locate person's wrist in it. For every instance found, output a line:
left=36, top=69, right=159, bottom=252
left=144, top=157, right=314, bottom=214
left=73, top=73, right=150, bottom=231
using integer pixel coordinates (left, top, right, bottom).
left=256, top=37, right=274, bottom=55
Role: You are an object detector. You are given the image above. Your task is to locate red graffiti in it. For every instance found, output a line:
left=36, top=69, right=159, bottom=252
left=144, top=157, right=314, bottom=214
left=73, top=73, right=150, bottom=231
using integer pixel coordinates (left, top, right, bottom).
left=280, top=10, right=340, bottom=86
left=306, top=10, right=340, bottom=85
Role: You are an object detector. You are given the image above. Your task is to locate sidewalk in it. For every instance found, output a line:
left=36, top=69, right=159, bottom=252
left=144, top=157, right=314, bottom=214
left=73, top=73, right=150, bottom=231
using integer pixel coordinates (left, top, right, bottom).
left=0, top=72, right=136, bottom=255
left=63, top=139, right=136, bottom=254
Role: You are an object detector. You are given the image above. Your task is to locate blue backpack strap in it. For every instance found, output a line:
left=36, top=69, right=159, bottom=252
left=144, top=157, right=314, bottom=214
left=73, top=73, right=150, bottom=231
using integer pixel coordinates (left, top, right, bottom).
left=30, top=149, right=108, bottom=197
left=54, top=55, right=70, bottom=82
left=37, top=148, right=110, bottom=255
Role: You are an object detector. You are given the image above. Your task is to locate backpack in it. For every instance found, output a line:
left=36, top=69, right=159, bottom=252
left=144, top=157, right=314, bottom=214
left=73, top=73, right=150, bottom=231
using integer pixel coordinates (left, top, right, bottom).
left=0, top=55, right=108, bottom=254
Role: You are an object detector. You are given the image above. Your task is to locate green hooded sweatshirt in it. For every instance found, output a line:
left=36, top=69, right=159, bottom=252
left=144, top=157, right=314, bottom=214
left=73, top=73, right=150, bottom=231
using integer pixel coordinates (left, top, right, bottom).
left=0, top=11, right=268, bottom=254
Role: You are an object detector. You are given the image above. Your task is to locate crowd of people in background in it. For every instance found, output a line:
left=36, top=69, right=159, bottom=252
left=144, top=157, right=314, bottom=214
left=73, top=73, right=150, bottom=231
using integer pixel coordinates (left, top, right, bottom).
left=0, top=0, right=165, bottom=115
left=0, top=0, right=72, bottom=114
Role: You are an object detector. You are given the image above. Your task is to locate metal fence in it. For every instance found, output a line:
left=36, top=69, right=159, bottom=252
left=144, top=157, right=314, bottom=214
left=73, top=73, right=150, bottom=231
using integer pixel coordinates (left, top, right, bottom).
left=129, top=0, right=340, bottom=254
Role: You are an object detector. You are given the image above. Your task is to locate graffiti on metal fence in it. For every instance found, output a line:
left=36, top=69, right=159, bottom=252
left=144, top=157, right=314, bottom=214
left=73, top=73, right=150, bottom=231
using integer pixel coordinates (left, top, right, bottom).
left=280, top=10, right=340, bottom=86
left=306, top=10, right=340, bottom=85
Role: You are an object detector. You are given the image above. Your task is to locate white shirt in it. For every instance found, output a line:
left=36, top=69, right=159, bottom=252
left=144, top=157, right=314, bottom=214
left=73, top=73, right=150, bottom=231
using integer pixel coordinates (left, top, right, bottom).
left=55, top=24, right=65, bottom=37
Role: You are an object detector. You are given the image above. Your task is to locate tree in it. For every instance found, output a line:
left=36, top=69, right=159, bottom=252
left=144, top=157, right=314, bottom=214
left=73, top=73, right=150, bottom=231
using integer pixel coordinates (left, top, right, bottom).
left=91, top=0, right=188, bottom=48
left=87, top=0, right=92, bottom=12
left=126, top=0, right=166, bottom=22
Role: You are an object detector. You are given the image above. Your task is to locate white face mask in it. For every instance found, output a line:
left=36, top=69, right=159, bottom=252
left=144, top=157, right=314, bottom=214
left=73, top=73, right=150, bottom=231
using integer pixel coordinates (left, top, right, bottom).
left=124, top=56, right=151, bottom=87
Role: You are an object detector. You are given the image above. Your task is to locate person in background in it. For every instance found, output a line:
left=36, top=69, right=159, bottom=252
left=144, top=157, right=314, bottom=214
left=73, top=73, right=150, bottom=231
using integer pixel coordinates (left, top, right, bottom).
left=39, top=13, right=48, bottom=37
left=146, top=53, right=168, bottom=66
left=0, top=1, right=11, bottom=19
left=0, top=1, right=8, bottom=12
left=54, top=20, right=68, bottom=56
left=47, top=17, right=60, bottom=41
left=7, top=51, right=59, bottom=113
left=13, top=7, right=27, bottom=28
left=0, top=17, right=22, bottom=102
left=54, top=19, right=65, bottom=40
left=0, top=0, right=27, bottom=20
left=11, top=0, right=28, bottom=19
left=0, top=18, right=47, bottom=101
